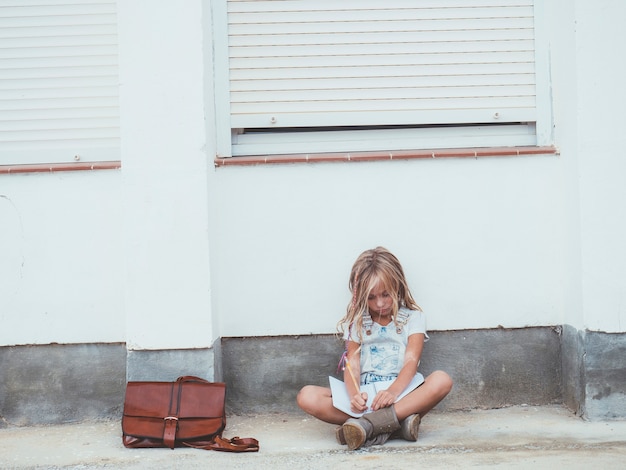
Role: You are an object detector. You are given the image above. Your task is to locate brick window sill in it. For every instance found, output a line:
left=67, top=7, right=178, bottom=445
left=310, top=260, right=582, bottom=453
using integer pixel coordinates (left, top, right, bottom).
left=0, top=161, right=121, bottom=175
left=1, top=146, right=558, bottom=173
left=215, top=146, right=558, bottom=167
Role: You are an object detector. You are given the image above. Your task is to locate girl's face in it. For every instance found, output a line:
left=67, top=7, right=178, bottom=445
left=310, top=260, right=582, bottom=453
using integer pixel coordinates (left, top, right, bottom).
left=367, top=279, right=393, bottom=319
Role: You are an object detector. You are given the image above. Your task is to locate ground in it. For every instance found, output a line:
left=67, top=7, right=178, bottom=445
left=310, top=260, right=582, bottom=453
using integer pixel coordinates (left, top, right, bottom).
left=1, top=405, right=626, bottom=469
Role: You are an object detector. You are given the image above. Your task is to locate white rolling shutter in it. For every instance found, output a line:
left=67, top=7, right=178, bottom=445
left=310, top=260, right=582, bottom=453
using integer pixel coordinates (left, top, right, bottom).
left=0, top=0, right=119, bottom=165
left=227, top=0, right=537, bottom=130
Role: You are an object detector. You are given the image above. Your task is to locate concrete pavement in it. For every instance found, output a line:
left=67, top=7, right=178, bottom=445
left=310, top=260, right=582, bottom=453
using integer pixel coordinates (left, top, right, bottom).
left=2, top=405, right=626, bottom=469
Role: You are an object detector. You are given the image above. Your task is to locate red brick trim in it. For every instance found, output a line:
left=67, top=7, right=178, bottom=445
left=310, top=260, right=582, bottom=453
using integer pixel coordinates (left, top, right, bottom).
left=215, top=146, right=558, bottom=167
left=0, top=161, right=121, bottom=175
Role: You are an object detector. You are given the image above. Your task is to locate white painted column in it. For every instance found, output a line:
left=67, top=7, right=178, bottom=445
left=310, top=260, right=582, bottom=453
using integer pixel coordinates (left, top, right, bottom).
left=574, top=0, right=626, bottom=333
left=117, top=0, right=213, bottom=350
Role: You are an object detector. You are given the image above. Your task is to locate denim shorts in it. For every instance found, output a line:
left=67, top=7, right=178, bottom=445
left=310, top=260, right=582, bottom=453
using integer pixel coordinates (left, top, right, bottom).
left=361, top=372, right=398, bottom=385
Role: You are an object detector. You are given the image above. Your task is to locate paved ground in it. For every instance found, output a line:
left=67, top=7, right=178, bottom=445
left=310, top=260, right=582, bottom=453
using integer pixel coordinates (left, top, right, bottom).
left=2, top=405, right=626, bottom=469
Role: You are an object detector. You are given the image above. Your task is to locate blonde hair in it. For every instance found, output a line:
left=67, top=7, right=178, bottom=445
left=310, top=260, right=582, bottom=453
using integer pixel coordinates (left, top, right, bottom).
left=338, top=246, right=421, bottom=343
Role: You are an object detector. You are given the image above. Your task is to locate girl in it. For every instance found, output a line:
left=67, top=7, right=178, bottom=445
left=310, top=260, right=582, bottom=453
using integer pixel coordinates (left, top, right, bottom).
left=296, top=247, right=453, bottom=450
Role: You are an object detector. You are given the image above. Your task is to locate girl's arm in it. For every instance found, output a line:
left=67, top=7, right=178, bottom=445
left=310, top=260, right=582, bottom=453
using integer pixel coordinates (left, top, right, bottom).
left=345, top=340, right=368, bottom=413
left=370, top=333, right=425, bottom=411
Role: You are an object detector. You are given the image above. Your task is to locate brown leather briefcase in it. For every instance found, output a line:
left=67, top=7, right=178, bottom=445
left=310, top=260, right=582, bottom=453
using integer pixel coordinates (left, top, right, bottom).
left=122, top=375, right=258, bottom=452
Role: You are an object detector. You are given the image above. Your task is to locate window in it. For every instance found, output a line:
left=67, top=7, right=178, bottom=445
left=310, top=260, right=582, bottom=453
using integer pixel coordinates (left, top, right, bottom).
left=0, top=1, right=120, bottom=166
left=212, top=0, right=551, bottom=158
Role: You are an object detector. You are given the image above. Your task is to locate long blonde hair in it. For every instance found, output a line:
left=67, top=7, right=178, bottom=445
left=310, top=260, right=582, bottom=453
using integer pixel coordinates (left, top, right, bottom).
left=338, top=247, right=421, bottom=343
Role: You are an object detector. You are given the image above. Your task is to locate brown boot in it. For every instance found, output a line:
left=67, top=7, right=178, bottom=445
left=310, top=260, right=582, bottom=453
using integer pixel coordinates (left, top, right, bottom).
left=338, top=421, right=390, bottom=447
left=335, top=426, right=346, bottom=445
left=341, top=406, right=401, bottom=450
left=399, top=413, right=420, bottom=441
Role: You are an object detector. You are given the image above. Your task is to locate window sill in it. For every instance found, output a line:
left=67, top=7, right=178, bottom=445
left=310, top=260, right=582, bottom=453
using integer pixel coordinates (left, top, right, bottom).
left=215, top=146, right=558, bottom=167
left=0, top=161, right=121, bottom=175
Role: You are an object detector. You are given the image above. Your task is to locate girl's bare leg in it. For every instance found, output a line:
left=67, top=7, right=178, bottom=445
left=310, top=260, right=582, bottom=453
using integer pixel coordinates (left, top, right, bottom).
left=297, top=385, right=351, bottom=425
left=393, top=370, right=453, bottom=421
left=297, top=371, right=452, bottom=425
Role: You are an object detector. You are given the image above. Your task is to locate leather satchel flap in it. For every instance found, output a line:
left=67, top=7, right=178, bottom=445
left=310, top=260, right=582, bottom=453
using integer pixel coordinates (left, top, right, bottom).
left=178, top=381, right=225, bottom=418
left=122, top=380, right=226, bottom=441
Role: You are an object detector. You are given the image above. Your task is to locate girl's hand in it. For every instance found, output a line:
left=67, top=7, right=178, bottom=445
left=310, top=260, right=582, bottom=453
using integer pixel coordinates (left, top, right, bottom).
left=350, top=392, right=368, bottom=413
left=371, top=389, right=398, bottom=411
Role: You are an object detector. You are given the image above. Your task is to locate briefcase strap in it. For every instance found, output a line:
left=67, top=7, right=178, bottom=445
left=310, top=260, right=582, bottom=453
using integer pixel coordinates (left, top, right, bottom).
left=163, top=376, right=259, bottom=452
left=163, top=416, right=179, bottom=449
left=184, top=436, right=260, bottom=453
left=163, top=376, right=193, bottom=449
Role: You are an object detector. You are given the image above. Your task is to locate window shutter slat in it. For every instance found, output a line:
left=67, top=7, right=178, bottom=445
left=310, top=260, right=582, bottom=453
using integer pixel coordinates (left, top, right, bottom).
left=227, top=0, right=536, bottom=130
left=0, top=1, right=120, bottom=165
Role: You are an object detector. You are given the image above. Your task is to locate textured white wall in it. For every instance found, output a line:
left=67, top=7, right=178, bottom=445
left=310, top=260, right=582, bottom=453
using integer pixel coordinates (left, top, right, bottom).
left=208, top=0, right=626, bottom=336
left=118, top=0, right=213, bottom=349
left=208, top=152, right=564, bottom=337
left=545, top=0, right=626, bottom=333
left=2, top=1, right=625, bottom=349
left=574, top=0, right=626, bottom=332
left=0, top=171, right=124, bottom=345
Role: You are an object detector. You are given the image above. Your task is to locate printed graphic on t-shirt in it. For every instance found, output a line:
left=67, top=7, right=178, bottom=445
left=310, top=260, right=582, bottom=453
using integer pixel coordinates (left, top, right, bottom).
left=369, top=343, right=400, bottom=373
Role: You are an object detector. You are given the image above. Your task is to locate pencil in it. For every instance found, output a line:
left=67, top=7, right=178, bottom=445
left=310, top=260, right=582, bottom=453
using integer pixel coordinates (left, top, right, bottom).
left=344, top=359, right=361, bottom=393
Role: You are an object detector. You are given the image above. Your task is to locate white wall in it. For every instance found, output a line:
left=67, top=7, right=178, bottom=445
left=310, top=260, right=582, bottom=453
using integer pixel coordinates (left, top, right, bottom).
left=1, top=0, right=625, bottom=349
left=546, top=0, right=626, bottom=334
left=575, top=0, right=626, bottom=332
left=118, top=0, right=213, bottom=350
left=0, top=170, right=124, bottom=345
left=548, top=0, right=584, bottom=332
left=209, top=156, right=565, bottom=337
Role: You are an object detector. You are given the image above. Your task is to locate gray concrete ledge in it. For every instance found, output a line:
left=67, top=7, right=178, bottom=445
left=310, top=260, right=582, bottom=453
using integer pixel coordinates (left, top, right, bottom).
left=0, top=343, right=126, bottom=426
left=221, top=328, right=563, bottom=414
left=126, top=348, right=214, bottom=382
left=1, top=326, right=625, bottom=426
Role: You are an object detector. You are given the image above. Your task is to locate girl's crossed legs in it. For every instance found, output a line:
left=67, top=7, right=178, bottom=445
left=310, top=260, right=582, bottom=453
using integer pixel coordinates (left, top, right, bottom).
left=297, top=370, right=453, bottom=425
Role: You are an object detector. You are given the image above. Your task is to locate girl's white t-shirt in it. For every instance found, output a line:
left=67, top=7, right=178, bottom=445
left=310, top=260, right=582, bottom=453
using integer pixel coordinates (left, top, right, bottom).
left=345, top=307, right=428, bottom=379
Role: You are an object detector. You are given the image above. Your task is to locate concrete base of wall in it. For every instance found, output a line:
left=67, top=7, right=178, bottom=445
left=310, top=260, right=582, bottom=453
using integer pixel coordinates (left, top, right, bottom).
left=1, top=326, right=625, bottom=426
left=561, top=326, right=626, bottom=420
left=126, top=348, right=214, bottom=382
left=221, top=328, right=563, bottom=414
left=0, top=345, right=214, bottom=427
left=0, top=343, right=127, bottom=426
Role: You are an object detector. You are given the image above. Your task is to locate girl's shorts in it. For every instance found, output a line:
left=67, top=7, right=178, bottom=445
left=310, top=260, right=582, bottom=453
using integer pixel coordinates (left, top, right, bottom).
left=361, top=372, right=398, bottom=385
